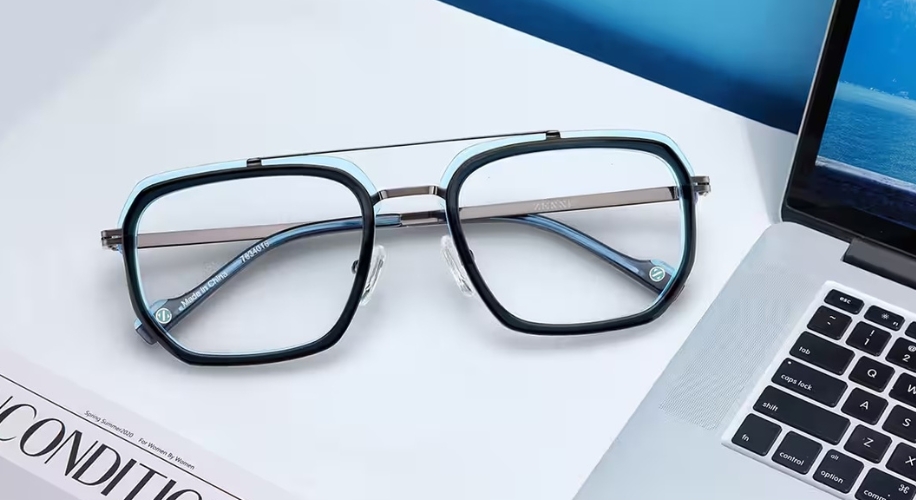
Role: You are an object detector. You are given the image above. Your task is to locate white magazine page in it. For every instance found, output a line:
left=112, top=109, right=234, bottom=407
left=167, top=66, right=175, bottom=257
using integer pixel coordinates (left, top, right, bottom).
left=0, top=349, right=301, bottom=500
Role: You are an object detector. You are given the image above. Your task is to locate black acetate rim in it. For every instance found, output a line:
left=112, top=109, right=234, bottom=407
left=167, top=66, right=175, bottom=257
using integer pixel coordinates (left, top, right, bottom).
left=444, top=136, right=698, bottom=335
left=119, top=165, right=376, bottom=366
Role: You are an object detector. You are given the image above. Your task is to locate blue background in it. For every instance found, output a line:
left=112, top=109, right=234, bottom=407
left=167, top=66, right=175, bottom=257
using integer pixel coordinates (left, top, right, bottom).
left=838, top=0, right=916, bottom=97
left=439, top=0, right=836, bottom=132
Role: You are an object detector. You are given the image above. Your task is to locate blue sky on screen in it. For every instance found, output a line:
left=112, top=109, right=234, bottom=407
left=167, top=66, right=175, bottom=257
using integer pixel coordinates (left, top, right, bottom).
left=841, top=0, right=916, bottom=97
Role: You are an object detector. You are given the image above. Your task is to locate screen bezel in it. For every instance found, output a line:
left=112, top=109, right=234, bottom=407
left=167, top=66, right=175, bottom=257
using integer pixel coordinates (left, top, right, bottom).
left=782, top=0, right=916, bottom=258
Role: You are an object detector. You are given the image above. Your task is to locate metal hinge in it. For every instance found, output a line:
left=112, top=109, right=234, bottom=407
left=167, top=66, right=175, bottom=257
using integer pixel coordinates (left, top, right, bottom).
left=100, top=229, right=123, bottom=250
left=691, top=176, right=711, bottom=196
left=545, top=130, right=561, bottom=139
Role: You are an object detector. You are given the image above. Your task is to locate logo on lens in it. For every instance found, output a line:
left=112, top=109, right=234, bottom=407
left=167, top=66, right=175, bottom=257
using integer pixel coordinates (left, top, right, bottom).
left=155, top=307, right=173, bottom=325
left=649, top=266, right=667, bottom=283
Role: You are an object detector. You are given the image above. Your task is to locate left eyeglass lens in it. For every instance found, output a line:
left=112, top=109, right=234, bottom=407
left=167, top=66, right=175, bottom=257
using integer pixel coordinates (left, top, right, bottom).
left=134, top=175, right=365, bottom=355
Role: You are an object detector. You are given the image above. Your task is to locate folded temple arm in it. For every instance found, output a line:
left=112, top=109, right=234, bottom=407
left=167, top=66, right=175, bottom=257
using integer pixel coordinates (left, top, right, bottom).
left=101, top=177, right=709, bottom=342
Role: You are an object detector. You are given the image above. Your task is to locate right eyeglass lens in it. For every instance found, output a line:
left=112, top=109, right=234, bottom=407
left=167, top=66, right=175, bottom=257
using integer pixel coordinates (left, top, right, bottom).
left=456, top=146, right=687, bottom=325
left=134, top=174, right=366, bottom=355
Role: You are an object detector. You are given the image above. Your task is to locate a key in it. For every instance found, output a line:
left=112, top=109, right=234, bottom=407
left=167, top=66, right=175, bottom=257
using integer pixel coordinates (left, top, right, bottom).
left=889, top=443, right=916, bottom=482
left=883, top=406, right=916, bottom=442
left=855, top=469, right=915, bottom=500
left=887, top=338, right=916, bottom=372
left=826, top=289, right=864, bottom=314
left=772, top=358, right=847, bottom=407
left=842, top=388, right=888, bottom=425
left=891, top=373, right=916, bottom=408
left=809, top=306, right=852, bottom=340
left=847, top=322, right=892, bottom=356
left=790, top=332, right=854, bottom=375
left=731, top=414, right=781, bottom=456
left=772, top=431, right=821, bottom=474
left=754, top=387, right=849, bottom=444
left=814, top=450, right=863, bottom=494
left=866, top=305, right=905, bottom=331
left=850, top=357, right=895, bottom=392
left=844, top=425, right=891, bottom=463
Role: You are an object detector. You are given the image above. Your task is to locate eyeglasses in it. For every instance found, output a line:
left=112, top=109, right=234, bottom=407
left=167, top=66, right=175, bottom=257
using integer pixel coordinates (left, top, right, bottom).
left=101, top=129, right=710, bottom=366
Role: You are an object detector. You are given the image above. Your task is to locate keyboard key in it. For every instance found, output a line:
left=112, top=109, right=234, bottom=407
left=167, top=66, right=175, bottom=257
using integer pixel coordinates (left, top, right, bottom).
left=844, top=425, right=891, bottom=463
left=908, top=322, right=916, bottom=340
left=754, top=387, right=850, bottom=444
left=772, top=358, right=847, bottom=407
left=731, top=414, right=781, bottom=456
left=814, top=450, right=863, bottom=494
left=842, top=388, right=888, bottom=424
left=826, top=289, right=865, bottom=314
left=790, top=332, right=854, bottom=375
left=892, top=374, right=916, bottom=408
left=850, top=357, right=895, bottom=392
left=809, top=306, right=852, bottom=340
left=855, top=469, right=915, bottom=500
left=772, top=431, right=821, bottom=474
left=890, top=443, right=916, bottom=482
left=866, top=305, right=905, bottom=331
left=883, top=406, right=916, bottom=442
left=847, top=322, right=892, bottom=356
left=887, top=338, right=916, bottom=372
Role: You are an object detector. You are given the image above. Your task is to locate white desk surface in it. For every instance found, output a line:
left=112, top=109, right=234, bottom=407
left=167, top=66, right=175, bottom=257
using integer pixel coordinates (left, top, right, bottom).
left=0, top=0, right=799, bottom=498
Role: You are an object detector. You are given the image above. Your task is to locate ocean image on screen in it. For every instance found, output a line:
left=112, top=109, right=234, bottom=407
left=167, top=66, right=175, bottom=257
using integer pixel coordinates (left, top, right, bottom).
left=815, top=0, right=916, bottom=228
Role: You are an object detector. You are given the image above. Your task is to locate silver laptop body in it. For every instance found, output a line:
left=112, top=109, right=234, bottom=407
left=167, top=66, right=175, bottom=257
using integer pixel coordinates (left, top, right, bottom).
left=575, top=1, right=916, bottom=498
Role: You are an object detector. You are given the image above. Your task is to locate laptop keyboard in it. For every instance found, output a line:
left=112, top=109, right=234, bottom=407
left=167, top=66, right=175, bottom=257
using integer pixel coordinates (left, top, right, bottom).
left=723, top=282, right=916, bottom=499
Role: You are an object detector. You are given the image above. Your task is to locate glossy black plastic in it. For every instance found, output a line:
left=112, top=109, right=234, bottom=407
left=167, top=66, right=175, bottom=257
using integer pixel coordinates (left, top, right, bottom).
left=120, top=166, right=377, bottom=366
left=117, top=135, right=699, bottom=366
left=782, top=0, right=916, bottom=259
left=444, top=136, right=697, bottom=335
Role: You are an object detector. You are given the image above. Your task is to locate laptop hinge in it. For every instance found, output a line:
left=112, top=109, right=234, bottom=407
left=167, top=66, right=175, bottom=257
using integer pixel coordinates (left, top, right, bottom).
left=843, top=238, right=916, bottom=291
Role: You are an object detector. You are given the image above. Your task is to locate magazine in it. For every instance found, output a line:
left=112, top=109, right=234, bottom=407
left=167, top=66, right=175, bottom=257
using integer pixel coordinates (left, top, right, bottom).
left=0, top=349, right=300, bottom=500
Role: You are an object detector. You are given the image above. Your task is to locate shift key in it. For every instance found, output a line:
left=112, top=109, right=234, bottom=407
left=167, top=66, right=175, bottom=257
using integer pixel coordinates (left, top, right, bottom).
left=755, top=387, right=850, bottom=444
left=772, top=358, right=847, bottom=407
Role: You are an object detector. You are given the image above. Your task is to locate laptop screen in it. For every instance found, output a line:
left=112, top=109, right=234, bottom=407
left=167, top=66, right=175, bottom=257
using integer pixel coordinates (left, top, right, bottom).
left=786, top=0, right=916, bottom=256
left=812, top=0, right=916, bottom=230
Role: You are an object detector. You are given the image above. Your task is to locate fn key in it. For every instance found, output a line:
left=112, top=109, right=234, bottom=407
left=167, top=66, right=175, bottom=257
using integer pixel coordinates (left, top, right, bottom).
left=732, top=414, right=781, bottom=456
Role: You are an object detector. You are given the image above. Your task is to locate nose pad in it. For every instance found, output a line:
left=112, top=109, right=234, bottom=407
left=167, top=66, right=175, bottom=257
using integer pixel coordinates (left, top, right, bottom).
left=356, top=245, right=386, bottom=306
left=440, top=235, right=475, bottom=297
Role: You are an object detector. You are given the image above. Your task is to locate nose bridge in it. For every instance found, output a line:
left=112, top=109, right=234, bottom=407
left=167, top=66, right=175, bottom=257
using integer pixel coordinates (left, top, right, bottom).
left=377, top=185, right=444, bottom=200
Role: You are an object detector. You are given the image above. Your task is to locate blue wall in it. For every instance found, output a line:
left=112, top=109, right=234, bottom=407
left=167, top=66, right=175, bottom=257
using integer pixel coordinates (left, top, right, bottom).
left=440, top=0, right=836, bottom=132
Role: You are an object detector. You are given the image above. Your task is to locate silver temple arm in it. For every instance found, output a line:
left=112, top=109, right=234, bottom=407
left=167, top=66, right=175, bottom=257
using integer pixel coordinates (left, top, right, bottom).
left=100, top=177, right=709, bottom=250
left=101, top=177, right=709, bottom=344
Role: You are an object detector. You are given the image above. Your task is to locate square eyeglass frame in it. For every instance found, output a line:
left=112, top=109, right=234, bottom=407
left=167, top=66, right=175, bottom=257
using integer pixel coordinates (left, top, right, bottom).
left=101, top=129, right=710, bottom=366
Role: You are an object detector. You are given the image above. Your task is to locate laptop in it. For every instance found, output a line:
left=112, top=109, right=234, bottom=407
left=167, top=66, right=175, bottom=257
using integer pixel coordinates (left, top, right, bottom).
left=574, top=1, right=916, bottom=499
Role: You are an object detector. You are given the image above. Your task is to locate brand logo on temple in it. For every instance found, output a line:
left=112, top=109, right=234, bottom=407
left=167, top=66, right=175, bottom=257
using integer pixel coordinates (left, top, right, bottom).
left=649, top=266, right=667, bottom=283
left=533, top=199, right=573, bottom=212
left=154, top=308, right=172, bottom=325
